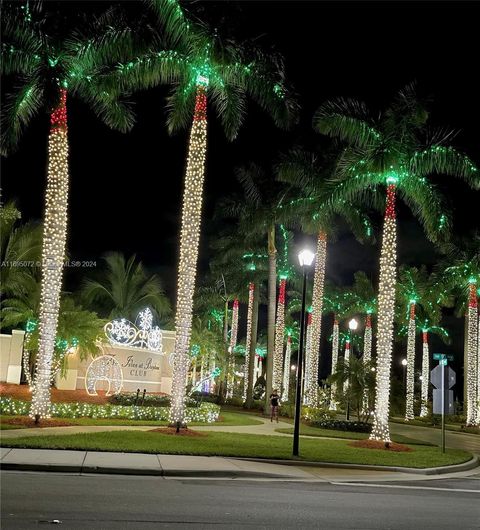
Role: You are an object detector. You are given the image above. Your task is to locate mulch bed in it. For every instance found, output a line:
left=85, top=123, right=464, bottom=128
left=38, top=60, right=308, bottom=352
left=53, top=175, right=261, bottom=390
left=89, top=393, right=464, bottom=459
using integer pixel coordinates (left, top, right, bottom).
left=148, top=427, right=207, bottom=437
left=349, top=440, right=413, bottom=452
left=1, top=416, right=77, bottom=428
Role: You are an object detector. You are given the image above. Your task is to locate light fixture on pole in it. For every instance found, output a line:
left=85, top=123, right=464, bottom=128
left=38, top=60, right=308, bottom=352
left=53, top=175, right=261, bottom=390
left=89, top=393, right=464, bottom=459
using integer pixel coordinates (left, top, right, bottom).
left=348, top=318, right=358, bottom=332
left=401, top=358, right=407, bottom=389
left=293, top=248, right=315, bottom=457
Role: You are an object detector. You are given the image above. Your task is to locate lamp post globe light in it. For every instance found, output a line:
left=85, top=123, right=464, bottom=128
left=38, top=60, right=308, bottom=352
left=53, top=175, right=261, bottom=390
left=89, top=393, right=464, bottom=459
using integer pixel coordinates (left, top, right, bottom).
left=293, top=248, right=315, bottom=457
left=344, top=318, right=358, bottom=421
left=401, top=358, right=407, bottom=389
left=348, top=318, right=358, bottom=331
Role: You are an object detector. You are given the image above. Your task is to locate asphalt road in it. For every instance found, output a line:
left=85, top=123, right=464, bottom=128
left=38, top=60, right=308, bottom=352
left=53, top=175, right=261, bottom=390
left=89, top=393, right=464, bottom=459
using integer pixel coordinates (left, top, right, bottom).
left=1, top=472, right=479, bottom=529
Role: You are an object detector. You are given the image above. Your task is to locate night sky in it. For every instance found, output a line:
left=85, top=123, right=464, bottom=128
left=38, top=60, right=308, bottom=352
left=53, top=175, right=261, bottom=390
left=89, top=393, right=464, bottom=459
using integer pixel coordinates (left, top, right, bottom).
left=2, top=1, right=479, bottom=380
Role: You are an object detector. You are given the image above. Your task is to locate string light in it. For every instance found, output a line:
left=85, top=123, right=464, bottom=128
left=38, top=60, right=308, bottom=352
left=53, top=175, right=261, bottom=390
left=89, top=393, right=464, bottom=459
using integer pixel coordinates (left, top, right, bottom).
left=466, top=281, right=478, bottom=425
left=305, top=231, right=327, bottom=407
left=370, top=184, right=397, bottom=443
left=330, top=316, right=339, bottom=410
left=303, top=311, right=313, bottom=403
left=30, top=89, right=69, bottom=421
left=273, top=278, right=286, bottom=394
left=170, top=84, right=208, bottom=425
left=243, top=283, right=255, bottom=401
left=362, top=313, right=372, bottom=412
left=85, top=355, right=123, bottom=396
left=226, top=298, right=239, bottom=398
left=282, top=335, right=292, bottom=401
left=405, top=302, right=416, bottom=421
left=420, top=330, right=430, bottom=417
left=343, top=339, right=351, bottom=394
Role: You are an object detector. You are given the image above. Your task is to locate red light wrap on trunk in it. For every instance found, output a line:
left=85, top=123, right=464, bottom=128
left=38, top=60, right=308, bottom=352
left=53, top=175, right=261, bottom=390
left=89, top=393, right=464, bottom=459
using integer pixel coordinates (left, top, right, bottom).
left=422, top=331, right=428, bottom=343
left=278, top=278, right=286, bottom=304
left=385, top=184, right=396, bottom=219
left=366, top=314, right=372, bottom=328
left=468, top=283, right=478, bottom=308
left=194, top=85, right=207, bottom=121
left=50, top=89, right=67, bottom=131
left=410, top=302, right=416, bottom=319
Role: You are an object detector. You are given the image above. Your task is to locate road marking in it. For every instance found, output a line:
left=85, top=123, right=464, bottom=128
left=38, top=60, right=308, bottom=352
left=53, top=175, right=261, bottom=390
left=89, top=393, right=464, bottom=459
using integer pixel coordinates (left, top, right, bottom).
left=330, top=482, right=480, bottom=494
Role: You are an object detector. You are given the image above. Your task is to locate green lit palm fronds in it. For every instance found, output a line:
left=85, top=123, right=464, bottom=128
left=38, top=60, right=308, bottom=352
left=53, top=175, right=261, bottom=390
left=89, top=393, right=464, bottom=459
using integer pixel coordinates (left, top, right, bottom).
left=397, top=265, right=430, bottom=308
left=81, top=252, right=171, bottom=322
left=438, top=233, right=480, bottom=316
left=313, top=83, right=479, bottom=243
left=276, top=148, right=377, bottom=244
left=343, top=271, right=377, bottom=316
left=1, top=2, right=142, bottom=154
left=109, top=0, right=298, bottom=140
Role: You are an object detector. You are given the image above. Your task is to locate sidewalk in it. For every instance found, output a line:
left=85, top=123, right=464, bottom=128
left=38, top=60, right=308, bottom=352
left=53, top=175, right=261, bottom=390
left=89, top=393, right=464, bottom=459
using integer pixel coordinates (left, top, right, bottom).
left=1, top=447, right=478, bottom=481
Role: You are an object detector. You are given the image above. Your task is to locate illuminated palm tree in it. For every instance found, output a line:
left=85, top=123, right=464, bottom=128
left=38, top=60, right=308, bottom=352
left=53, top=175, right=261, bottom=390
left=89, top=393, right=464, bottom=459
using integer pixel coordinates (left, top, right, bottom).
left=397, top=266, right=430, bottom=420
left=314, top=83, right=478, bottom=441
left=114, top=1, right=296, bottom=424
left=1, top=3, right=136, bottom=421
left=277, top=149, right=375, bottom=406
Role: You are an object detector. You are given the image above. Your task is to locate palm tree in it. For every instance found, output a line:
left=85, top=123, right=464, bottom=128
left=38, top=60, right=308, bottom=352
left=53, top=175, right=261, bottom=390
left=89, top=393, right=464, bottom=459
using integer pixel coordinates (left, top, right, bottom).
left=112, top=0, right=296, bottom=424
left=1, top=3, right=137, bottom=420
left=396, top=266, right=430, bottom=420
left=441, top=235, right=480, bottom=425
left=314, top=84, right=478, bottom=441
left=0, top=201, right=42, bottom=298
left=277, top=148, right=375, bottom=407
left=81, top=252, right=171, bottom=323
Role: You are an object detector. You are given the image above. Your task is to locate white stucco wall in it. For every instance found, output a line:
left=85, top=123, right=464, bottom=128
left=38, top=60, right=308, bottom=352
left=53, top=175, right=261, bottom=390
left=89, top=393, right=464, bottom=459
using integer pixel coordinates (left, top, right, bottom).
left=0, top=331, right=26, bottom=384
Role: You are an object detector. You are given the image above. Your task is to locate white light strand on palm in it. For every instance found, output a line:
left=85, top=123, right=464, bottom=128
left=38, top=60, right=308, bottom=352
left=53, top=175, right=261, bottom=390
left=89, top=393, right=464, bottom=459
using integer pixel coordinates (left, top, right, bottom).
left=243, top=283, right=255, bottom=401
left=466, top=283, right=478, bottom=425
left=170, top=85, right=208, bottom=424
left=405, top=302, right=416, bottom=421
left=362, top=314, right=373, bottom=413
left=420, top=331, right=430, bottom=417
left=330, top=317, right=340, bottom=410
left=273, top=279, right=287, bottom=392
left=282, top=335, right=292, bottom=401
left=343, top=339, right=351, bottom=394
left=303, top=312, right=313, bottom=403
left=370, top=184, right=397, bottom=442
left=226, top=298, right=239, bottom=398
left=31, top=89, right=69, bottom=420
left=306, top=232, right=327, bottom=407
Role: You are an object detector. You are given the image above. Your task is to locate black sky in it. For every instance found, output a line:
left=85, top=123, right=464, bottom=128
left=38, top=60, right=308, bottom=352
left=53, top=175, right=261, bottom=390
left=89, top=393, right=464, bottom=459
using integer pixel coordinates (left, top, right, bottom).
left=2, top=0, right=479, bottom=377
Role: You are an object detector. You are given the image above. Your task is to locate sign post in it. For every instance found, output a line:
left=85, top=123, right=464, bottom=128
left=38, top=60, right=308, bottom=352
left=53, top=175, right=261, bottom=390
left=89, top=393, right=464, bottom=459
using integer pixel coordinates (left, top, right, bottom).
left=431, top=354, right=455, bottom=454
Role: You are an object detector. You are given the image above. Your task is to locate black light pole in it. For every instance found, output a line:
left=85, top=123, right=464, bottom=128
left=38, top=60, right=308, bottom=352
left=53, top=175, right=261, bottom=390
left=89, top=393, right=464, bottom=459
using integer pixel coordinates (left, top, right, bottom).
left=293, top=249, right=314, bottom=457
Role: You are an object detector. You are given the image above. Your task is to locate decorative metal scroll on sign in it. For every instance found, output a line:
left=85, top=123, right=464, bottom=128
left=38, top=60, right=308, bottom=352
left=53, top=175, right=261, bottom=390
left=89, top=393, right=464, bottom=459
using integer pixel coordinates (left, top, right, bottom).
left=104, top=308, right=163, bottom=352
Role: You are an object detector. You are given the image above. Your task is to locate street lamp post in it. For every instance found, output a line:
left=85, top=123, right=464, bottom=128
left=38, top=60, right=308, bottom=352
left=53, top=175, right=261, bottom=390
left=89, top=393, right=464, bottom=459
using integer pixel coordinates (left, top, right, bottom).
left=293, top=249, right=314, bottom=457
left=401, top=358, right=407, bottom=390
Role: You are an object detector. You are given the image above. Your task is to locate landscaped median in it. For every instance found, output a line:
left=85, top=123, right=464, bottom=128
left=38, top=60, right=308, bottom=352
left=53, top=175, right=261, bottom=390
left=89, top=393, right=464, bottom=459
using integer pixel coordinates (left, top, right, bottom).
left=0, top=430, right=472, bottom=469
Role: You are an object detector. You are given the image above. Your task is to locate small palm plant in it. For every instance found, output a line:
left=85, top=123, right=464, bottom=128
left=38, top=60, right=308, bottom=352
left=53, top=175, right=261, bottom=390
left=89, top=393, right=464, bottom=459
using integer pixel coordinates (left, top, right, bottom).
left=314, top=83, right=478, bottom=441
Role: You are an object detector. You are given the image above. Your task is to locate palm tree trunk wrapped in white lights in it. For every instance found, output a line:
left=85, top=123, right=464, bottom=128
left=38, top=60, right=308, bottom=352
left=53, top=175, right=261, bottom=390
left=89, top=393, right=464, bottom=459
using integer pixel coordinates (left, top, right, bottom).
left=330, top=316, right=340, bottom=410
left=273, top=278, right=287, bottom=392
left=282, top=335, right=292, bottom=400
left=405, top=302, right=416, bottom=421
left=226, top=298, right=239, bottom=398
left=170, top=84, right=208, bottom=425
left=30, top=89, right=69, bottom=421
left=305, top=231, right=327, bottom=407
left=303, top=312, right=313, bottom=403
left=370, top=184, right=397, bottom=442
left=362, top=313, right=373, bottom=413
left=343, top=340, right=351, bottom=394
left=420, top=330, right=430, bottom=417
left=243, top=283, right=255, bottom=401
left=466, top=282, right=478, bottom=425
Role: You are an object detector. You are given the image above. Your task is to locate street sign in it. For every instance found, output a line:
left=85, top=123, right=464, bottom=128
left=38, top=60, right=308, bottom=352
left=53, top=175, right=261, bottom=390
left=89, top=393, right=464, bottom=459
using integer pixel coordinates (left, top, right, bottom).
left=433, top=353, right=454, bottom=361
left=431, top=366, right=456, bottom=390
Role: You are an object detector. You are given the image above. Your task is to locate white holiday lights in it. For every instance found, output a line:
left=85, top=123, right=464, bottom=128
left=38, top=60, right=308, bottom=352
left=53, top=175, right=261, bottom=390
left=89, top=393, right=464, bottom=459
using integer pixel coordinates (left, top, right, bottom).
left=405, top=302, right=416, bottom=420
left=170, top=85, right=208, bottom=425
left=226, top=298, right=239, bottom=398
left=420, top=330, right=430, bottom=417
left=466, top=282, right=478, bottom=425
left=85, top=355, right=123, bottom=396
left=330, top=317, right=339, bottom=410
left=343, top=340, right=351, bottom=394
left=370, top=184, right=397, bottom=442
left=306, top=232, right=327, bottom=407
left=273, top=279, right=287, bottom=393
left=282, top=335, right=292, bottom=401
left=243, top=283, right=255, bottom=400
left=304, top=312, right=313, bottom=404
left=31, top=90, right=69, bottom=421
left=362, top=314, right=373, bottom=412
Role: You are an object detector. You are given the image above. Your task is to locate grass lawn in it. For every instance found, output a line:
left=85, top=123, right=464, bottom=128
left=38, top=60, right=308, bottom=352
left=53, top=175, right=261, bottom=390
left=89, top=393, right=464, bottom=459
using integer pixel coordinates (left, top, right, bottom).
left=0, top=412, right=262, bottom=429
left=1, top=430, right=469, bottom=468
left=274, top=426, right=432, bottom=446
left=390, top=418, right=480, bottom=435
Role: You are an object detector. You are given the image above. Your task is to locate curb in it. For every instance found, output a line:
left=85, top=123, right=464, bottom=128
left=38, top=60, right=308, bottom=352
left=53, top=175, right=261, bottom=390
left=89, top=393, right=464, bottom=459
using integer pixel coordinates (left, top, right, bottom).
left=232, top=455, right=479, bottom=475
left=1, top=453, right=477, bottom=478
